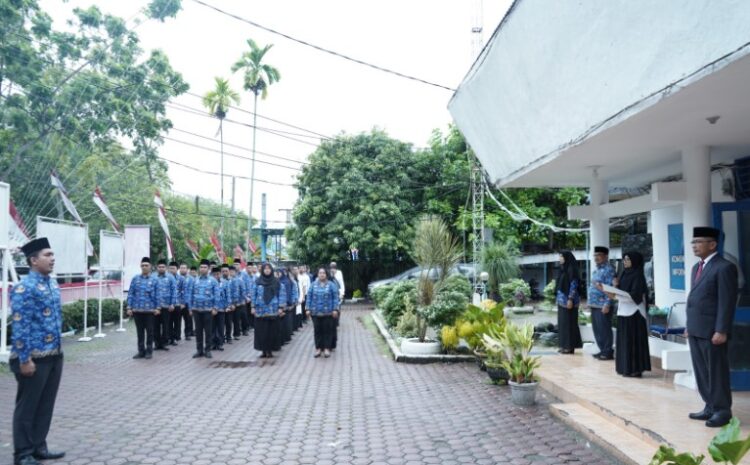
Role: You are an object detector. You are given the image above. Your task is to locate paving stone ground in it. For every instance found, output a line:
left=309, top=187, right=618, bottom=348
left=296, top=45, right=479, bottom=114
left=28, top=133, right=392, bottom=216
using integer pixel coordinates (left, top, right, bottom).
left=0, top=305, right=615, bottom=465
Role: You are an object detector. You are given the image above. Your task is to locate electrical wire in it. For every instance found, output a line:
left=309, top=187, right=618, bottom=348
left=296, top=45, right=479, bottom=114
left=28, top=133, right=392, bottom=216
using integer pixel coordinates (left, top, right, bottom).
left=189, top=0, right=456, bottom=92
left=162, top=136, right=303, bottom=171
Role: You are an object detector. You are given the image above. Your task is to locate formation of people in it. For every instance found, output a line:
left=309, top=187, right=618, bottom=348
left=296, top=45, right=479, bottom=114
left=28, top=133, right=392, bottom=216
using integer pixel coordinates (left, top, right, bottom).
left=125, top=258, right=346, bottom=360
left=554, top=226, right=739, bottom=428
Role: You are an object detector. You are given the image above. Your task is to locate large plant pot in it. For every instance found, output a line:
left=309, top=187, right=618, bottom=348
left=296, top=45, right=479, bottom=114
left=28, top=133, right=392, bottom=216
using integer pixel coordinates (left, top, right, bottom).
left=400, top=338, right=441, bottom=355
left=508, top=381, right=539, bottom=406
left=485, top=364, right=509, bottom=385
left=507, top=305, right=534, bottom=315
left=473, top=349, right=488, bottom=371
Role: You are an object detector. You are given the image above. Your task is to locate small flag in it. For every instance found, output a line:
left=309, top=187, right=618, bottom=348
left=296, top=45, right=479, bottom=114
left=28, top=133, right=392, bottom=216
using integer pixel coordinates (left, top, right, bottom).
left=210, top=232, right=225, bottom=262
left=154, top=190, right=174, bottom=260
left=185, top=239, right=200, bottom=259
left=247, top=236, right=258, bottom=254
left=92, top=186, right=120, bottom=232
left=9, top=199, right=30, bottom=248
left=50, top=170, right=94, bottom=255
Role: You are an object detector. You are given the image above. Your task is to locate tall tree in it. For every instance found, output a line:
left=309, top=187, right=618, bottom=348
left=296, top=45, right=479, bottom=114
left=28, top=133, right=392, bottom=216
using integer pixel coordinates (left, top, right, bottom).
left=202, top=76, right=240, bottom=248
left=231, top=38, right=280, bottom=238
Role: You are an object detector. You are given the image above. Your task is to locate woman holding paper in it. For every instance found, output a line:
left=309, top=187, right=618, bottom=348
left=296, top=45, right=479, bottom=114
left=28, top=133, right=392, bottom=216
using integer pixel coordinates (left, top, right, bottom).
left=614, top=251, right=651, bottom=377
left=556, top=251, right=582, bottom=354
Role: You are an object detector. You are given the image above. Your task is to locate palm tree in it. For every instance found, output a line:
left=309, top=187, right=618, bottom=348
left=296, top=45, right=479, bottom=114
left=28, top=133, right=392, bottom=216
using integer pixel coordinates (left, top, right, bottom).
left=202, top=77, right=240, bottom=248
left=231, top=39, right=281, bottom=238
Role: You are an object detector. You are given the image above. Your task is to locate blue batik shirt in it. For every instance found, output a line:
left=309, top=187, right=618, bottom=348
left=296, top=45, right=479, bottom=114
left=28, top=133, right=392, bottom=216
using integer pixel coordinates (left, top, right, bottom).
left=173, top=272, right=188, bottom=306
left=253, top=281, right=287, bottom=317
left=556, top=279, right=580, bottom=307
left=241, top=271, right=254, bottom=301
left=10, top=271, right=63, bottom=363
left=154, top=272, right=177, bottom=308
left=287, top=280, right=299, bottom=307
left=187, top=275, right=219, bottom=311
left=588, top=262, right=615, bottom=308
left=230, top=276, right=245, bottom=305
left=216, top=278, right=230, bottom=312
left=127, top=274, right=158, bottom=312
left=306, top=281, right=340, bottom=316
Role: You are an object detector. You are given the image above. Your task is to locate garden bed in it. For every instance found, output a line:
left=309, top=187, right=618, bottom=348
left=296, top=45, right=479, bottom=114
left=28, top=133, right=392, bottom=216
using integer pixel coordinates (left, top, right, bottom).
left=371, top=310, right=475, bottom=364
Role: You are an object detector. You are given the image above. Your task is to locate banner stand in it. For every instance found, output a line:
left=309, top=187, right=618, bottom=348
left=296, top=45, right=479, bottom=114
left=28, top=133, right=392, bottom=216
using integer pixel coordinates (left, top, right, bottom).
left=78, top=281, right=91, bottom=342
left=0, top=250, right=10, bottom=362
left=116, top=282, right=126, bottom=332
left=94, top=277, right=105, bottom=338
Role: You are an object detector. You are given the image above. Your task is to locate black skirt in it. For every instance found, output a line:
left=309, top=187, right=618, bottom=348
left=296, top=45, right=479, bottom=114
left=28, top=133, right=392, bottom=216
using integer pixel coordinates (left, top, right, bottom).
left=558, top=304, right=582, bottom=350
left=616, top=312, right=651, bottom=375
left=254, top=316, right=279, bottom=352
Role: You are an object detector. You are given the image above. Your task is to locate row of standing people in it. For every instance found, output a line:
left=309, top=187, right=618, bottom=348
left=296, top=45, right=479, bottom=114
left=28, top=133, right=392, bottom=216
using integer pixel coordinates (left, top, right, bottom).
left=126, top=257, right=347, bottom=360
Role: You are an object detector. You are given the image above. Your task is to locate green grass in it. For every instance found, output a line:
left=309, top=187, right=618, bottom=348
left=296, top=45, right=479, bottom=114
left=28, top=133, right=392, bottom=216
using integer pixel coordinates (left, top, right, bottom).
left=359, top=313, right=393, bottom=357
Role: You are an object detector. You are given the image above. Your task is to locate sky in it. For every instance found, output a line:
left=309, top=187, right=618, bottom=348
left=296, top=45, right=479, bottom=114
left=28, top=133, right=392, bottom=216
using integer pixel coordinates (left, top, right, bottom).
left=40, top=0, right=512, bottom=227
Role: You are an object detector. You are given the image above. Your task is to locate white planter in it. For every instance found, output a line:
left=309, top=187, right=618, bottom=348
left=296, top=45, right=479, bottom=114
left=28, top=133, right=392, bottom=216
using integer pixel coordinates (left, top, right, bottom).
left=400, top=338, right=441, bottom=355
left=507, top=305, right=534, bottom=314
left=508, top=381, right=538, bottom=406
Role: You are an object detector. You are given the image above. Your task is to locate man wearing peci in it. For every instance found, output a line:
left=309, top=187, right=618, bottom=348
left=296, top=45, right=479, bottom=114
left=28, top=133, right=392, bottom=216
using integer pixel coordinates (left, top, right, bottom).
left=686, top=227, right=739, bottom=428
left=10, top=238, right=66, bottom=465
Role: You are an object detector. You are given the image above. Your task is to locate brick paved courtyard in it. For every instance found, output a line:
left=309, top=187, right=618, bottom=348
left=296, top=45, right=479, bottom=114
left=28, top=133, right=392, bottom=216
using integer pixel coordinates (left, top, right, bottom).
left=1, top=305, right=615, bottom=465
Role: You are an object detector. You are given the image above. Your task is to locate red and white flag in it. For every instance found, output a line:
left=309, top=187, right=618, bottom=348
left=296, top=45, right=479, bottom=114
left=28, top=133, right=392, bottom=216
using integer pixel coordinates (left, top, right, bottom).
left=50, top=170, right=94, bottom=255
left=8, top=200, right=30, bottom=248
left=233, top=244, right=246, bottom=267
left=92, top=186, right=120, bottom=233
left=154, top=190, right=174, bottom=260
left=247, top=236, right=258, bottom=254
left=210, top=232, right=225, bottom=262
left=185, top=239, right=200, bottom=259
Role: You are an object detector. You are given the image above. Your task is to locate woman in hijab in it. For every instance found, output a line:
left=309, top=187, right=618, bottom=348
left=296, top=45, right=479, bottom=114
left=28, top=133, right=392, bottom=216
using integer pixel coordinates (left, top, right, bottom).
left=556, top=251, right=582, bottom=354
left=306, top=266, right=340, bottom=358
left=252, top=263, right=286, bottom=358
left=614, top=251, right=651, bottom=377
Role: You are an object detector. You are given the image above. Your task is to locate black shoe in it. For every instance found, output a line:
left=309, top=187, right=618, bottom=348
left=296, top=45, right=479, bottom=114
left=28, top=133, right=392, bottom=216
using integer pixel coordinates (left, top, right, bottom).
left=133, top=352, right=146, bottom=359
left=591, top=352, right=601, bottom=358
left=706, top=413, right=732, bottom=428
left=205, top=351, right=213, bottom=359
left=217, top=346, right=224, bottom=351
left=33, top=449, right=65, bottom=460
left=597, top=354, right=614, bottom=360
left=155, top=346, right=169, bottom=351
left=145, top=352, right=153, bottom=359
left=226, top=339, right=233, bottom=344
left=234, top=336, right=240, bottom=340
left=689, top=409, right=712, bottom=421
left=169, top=341, right=178, bottom=346
left=192, top=351, right=204, bottom=358
left=15, top=456, right=42, bottom=465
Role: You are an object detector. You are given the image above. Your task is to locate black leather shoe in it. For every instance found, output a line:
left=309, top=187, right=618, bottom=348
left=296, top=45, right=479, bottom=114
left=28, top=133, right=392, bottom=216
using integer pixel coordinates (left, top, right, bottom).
left=689, top=409, right=712, bottom=420
left=706, top=413, right=732, bottom=428
left=33, top=449, right=66, bottom=460
left=192, top=352, right=204, bottom=358
left=591, top=352, right=601, bottom=358
left=144, top=352, right=152, bottom=359
left=133, top=352, right=145, bottom=359
left=597, top=354, right=614, bottom=360
left=205, top=351, right=213, bottom=359
left=15, top=455, right=42, bottom=465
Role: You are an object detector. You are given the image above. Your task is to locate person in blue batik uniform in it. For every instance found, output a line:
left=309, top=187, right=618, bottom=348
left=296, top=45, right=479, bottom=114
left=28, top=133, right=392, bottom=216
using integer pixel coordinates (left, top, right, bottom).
left=181, top=264, right=196, bottom=339
left=168, top=261, right=186, bottom=343
left=126, top=257, right=159, bottom=358
left=588, top=246, right=616, bottom=360
left=212, top=266, right=230, bottom=351
left=229, top=262, right=246, bottom=340
left=153, top=259, right=176, bottom=350
left=306, top=266, right=340, bottom=358
left=186, top=260, right=219, bottom=358
left=221, top=264, right=237, bottom=345
left=556, top=251, right=582, bottom=354
left=253, top=263, right=286, bottom=358
left=278, top=269, right=296, bottom=345
left=10, top=238, right=66, bottom=465
left=242, top=262, right=256, bottom=331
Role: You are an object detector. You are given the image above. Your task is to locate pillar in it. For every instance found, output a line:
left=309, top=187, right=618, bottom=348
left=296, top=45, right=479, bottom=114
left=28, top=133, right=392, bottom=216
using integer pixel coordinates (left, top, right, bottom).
left=681, top=146, right=711, bottom=291
left=589, top=173, right=609, bottom=272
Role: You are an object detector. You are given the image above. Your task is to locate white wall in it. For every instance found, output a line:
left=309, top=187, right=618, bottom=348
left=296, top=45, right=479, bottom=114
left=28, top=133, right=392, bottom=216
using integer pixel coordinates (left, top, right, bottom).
left=449, top=0, right=750, bottom=184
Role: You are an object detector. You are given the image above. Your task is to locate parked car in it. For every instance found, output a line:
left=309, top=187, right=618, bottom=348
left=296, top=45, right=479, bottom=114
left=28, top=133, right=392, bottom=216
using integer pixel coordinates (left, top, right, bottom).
left=367, top=263, right=477, bottom=296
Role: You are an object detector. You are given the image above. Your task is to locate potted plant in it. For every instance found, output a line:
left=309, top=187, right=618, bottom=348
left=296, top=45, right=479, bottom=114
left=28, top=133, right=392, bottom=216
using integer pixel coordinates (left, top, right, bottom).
left=400, top=216, right=463, bottom=355
left=480, top=324, right=510, bottom=384
left=455, top=301, right=506, bottom=369
left=499, top=278, right=533, bottom=314
left=484, top=322, right=541, bottom=406
left=351, top=289, right=364, bottom=303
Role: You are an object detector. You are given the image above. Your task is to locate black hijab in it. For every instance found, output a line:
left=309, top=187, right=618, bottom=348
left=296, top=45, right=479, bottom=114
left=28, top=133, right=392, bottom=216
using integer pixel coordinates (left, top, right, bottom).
left=256, top=263, right=280, bottom=304
left=556, top=251, right=580, bottom=294
left=618, top=251, right=648, bottom=305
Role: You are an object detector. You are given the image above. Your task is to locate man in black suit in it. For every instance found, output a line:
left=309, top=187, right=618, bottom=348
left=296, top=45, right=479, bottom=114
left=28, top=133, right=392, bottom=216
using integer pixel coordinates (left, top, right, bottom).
left=686, top=226, right=738, bottom=428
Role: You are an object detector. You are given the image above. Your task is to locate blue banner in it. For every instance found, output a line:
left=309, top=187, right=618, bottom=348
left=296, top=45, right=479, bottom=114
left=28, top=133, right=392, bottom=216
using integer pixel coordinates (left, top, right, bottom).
left=668, top=223, right=685, bottom=290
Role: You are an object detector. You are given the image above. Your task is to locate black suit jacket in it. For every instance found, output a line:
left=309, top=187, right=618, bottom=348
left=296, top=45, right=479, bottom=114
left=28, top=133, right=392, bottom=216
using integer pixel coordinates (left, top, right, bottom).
left=686, top=255, right=739, bottom=339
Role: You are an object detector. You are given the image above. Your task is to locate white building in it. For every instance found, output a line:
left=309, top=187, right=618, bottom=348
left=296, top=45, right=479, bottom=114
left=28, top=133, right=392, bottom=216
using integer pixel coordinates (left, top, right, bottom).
left=449, top=0, right=750, bottom=389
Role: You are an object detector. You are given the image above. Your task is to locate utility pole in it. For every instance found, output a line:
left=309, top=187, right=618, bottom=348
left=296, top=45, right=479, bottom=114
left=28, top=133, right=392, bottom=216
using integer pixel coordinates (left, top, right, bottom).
left=471, top=159, right=485, bottom=294
left=471, top=0, right=484, bottom=59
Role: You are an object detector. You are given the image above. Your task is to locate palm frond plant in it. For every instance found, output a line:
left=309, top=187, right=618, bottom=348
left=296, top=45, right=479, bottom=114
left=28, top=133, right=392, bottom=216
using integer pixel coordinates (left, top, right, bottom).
left=482, top=241, right=520, bottom=297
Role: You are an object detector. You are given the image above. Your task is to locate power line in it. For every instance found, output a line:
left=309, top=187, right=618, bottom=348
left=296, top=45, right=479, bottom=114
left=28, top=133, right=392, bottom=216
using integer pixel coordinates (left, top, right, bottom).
left=190, top=0, right=456, bottom=92
left=159, top=155, right=296, bottom=187
left=162, top=136, right=303, bottom=171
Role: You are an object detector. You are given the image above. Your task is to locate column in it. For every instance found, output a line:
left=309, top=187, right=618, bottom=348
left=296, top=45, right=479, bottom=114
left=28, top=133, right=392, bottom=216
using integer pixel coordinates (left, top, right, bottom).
left=681, top=146, right=711, bottom=291
left=589, top=173, right=609, bottom=272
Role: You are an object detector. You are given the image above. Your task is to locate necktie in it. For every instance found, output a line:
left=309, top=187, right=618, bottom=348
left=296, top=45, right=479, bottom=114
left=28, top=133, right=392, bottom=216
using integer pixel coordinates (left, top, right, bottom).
left=695, top=260, right=705, bottom=282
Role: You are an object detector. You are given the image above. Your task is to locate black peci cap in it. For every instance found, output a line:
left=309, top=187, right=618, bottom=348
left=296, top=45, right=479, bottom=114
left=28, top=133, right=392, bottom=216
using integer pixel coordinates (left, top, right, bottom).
left=141, top=257, right=151, bottom=264
left=21, top=237, right=51, bottom=257
left=200, top=259, right=210, bottom=266
left=594, top=246, right=609, bottom=254
left=693, top=227, right=720, bottom=240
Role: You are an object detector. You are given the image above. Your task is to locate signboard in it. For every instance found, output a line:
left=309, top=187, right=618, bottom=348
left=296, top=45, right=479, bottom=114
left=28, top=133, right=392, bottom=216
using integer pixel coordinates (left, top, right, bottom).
left=123, top=225, right=150, bottom=290
left=36, top=217, right=88, bottom=275
left=100, top=231, right=124, bottom=271
left=668, top=223, right=685, bottom=290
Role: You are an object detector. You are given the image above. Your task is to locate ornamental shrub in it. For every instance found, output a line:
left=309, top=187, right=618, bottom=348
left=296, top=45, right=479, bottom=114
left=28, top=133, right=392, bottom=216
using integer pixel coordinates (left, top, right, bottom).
left=440, top=325, right=460, bottom=350
left=381, top=280, right=417, bottom=327
left=371, top=283, right=395, bottom=308
left=543, top=279, right=557, bottom=303
left=62, top=298, right=123, bottom=332
left=395, top=303, right=419, bottom=338
left=499, top=278, right=531, bottom=307
left=439, top=274, right=472, bottom=300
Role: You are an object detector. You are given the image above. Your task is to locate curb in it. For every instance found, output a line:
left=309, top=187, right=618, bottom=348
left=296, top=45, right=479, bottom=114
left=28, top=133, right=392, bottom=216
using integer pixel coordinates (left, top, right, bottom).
left=370, top=310, right=475, bottom=364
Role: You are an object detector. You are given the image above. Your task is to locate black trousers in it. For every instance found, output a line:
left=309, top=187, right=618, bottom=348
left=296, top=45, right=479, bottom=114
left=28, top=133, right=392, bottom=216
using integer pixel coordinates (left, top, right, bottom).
left=224, top=310, right=233, bottom=341
left=238, top=302, right=251, bottom=332
left=182, top=305, right=194, bottom=337
left=133, top=312, right=155, bottom=354
left=590, top=306, right=614, bottom=357
left=332, top=310, right=340, bottom=349
left=212, top=312, right=226, bottom=348
left=11, top=354, right=63, bottom=461
left=155, top=307, right=170, bottom=348
left=689, top=335, right=732, bottom=415
left=313, top=315, right=335, bottom=350
left=247, top=304, right=255, bottom=329
left=192, top=311, right=213, bottom=353
left=170, top=306, right=182, bottom=342
left=233, top=305, right=243, bottom=336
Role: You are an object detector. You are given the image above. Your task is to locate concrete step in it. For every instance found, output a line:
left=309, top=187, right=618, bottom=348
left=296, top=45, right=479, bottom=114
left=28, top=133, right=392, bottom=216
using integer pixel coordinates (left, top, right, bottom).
left=550, top=402, right=656, bottom=465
